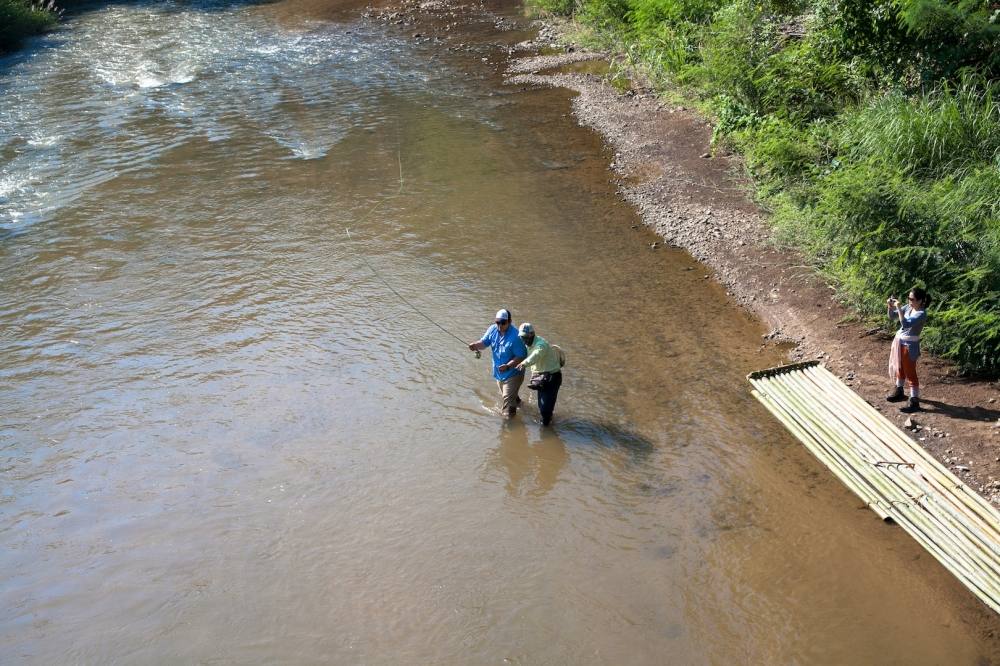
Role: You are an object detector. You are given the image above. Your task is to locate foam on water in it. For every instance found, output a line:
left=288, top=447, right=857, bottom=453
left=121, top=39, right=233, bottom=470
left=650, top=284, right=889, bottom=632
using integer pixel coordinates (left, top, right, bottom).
left=0, top=0, right=453, bottom=227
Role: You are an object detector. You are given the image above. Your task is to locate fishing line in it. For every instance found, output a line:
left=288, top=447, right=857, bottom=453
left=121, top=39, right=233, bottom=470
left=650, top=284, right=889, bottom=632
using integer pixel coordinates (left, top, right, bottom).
left=345, top=227, right=473, bottom=350
left=345, top=122, right=479, bottom=356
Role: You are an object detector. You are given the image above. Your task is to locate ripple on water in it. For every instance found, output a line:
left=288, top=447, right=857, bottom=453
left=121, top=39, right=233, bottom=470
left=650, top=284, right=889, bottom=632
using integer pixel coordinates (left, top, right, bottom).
left=0, top=0, right=452, bottom=227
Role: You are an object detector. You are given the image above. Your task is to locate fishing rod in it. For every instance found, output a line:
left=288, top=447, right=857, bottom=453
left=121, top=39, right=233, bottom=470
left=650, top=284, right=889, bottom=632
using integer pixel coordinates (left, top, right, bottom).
left=345, top=228, right=481, bottom=358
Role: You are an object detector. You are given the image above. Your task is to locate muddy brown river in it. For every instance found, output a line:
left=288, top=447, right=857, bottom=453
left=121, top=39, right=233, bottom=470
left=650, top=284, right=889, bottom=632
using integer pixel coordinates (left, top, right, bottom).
left=2, top=0, right=999, bottom=662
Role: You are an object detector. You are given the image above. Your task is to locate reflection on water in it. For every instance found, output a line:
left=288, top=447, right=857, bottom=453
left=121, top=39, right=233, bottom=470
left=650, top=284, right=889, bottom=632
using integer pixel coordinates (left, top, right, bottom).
left=488, top=417, right=657, bottom=498
left=2, top=0, right=1000, bottom=663
left=488, top=421, right=568, bottom=497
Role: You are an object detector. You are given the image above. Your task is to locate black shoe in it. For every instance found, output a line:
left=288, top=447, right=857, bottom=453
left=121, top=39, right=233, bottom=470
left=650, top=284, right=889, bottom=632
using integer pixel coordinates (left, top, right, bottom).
left=900, top=397, right=921, bottom=413
left=886, top=386, right=906, bottom=402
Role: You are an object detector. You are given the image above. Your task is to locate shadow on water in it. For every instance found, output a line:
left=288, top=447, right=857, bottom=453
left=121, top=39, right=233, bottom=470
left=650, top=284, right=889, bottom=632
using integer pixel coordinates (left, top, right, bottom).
left=553, top=415, right=655, bottom=458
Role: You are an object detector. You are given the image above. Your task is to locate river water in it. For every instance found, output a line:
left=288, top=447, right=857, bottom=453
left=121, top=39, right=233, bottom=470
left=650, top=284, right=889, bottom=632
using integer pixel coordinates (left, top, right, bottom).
left=1, top=0, right=998, bottom=663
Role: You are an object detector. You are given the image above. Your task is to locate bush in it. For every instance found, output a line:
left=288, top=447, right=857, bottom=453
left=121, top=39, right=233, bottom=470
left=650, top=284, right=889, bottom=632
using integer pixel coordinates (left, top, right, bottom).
left=739, top=118, right=829, bottom=195
left=779, top=153, right=1000, bottom=374
left=531, top=0, right=577, bottom=16
left=525, top=0, right=1000, bottom=374
left=0, top=0, right=56, bottom=53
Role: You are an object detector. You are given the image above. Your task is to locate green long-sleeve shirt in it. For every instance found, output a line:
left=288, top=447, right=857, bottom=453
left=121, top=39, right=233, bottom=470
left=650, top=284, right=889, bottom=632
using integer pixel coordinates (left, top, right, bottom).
left=521, top=335, right=562, bottom=374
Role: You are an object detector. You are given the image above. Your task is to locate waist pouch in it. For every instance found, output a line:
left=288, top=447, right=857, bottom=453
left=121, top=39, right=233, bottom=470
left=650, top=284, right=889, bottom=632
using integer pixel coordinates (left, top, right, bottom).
left=528, top=371, right=559, bottom=390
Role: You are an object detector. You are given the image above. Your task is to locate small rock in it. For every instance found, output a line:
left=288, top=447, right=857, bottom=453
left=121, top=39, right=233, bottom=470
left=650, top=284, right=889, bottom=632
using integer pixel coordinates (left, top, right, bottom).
left=904, top=417, right=917, bottom=430
left=956, top=465, right=970, bottom=472
left=700, top=152, right=711, bottom=159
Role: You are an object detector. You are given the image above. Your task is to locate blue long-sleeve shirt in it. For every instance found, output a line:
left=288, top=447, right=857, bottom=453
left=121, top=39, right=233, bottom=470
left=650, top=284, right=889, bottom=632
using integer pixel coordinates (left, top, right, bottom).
left=889, top=304, right=927, bottom=359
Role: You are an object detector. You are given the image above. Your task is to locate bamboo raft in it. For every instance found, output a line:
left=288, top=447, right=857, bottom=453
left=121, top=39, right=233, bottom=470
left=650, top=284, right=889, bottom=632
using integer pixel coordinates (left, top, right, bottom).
left=749, top=361, right=1000, bottom=614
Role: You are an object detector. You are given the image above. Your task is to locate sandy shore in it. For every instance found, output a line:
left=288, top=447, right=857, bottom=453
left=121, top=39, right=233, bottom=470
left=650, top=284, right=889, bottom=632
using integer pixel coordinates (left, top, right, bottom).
left=364, top=1, right=1000, bottom=502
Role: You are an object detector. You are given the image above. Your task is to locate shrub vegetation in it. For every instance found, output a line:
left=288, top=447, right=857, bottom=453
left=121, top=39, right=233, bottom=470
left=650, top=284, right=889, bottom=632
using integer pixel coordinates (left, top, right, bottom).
left=0, top=0, right=58, bottom=53
left=529, top=0, right=1000, bottom=375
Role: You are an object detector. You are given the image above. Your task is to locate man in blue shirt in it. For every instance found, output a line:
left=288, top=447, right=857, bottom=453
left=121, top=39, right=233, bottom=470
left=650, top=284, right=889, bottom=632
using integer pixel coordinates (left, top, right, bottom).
left=468, top=308, right=527, bottom=418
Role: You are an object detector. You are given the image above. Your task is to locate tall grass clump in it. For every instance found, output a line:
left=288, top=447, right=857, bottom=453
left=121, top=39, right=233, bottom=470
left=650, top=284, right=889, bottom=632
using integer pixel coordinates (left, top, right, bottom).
left=840, top=82, right=1000, bottom=179
left=526, top=0, right=1000, bottom=375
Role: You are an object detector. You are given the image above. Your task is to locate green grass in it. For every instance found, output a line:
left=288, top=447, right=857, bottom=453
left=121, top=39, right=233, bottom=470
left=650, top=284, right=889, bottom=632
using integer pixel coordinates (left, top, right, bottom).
left=0, top=0, right=57, bottom=53
left=528, top=0, right=1000, bottom=376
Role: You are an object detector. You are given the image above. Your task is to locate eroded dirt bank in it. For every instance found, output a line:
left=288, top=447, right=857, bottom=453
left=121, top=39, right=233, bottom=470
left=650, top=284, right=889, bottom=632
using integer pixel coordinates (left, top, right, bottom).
left=364, top=0, right=1000, bottom=502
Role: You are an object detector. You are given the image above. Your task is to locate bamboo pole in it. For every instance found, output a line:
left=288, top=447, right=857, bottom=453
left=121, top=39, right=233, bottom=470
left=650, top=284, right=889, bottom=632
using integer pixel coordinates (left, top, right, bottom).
left=749, top=364, right=1000, bottom=612
left=752, top=389, right=891, bottom=520
left=810, top=365, right=1000, bottom=534
left=753, top=379, right=891, bottom=513
left=781, top=370, right=1000, bottom=585
left=802, top=367, right=1000, bottom=554
left=757, top=375, right=1000, bottom=606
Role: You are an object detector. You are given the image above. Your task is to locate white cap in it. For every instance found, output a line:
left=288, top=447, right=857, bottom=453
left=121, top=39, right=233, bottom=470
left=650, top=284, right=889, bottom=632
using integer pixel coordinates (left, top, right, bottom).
left=495, top=309, right=510, bottom=322
left=518, top=322, right=534, bottom=337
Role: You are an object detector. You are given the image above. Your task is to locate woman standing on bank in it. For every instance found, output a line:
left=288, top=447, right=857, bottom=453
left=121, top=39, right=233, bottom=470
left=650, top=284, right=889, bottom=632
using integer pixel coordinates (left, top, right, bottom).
left=886, top=287, right=931, bottom=413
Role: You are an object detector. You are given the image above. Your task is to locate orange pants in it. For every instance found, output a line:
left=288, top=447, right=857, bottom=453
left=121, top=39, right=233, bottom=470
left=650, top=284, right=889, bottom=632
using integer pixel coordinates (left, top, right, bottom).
left=897, top=345, right=919, bottom=388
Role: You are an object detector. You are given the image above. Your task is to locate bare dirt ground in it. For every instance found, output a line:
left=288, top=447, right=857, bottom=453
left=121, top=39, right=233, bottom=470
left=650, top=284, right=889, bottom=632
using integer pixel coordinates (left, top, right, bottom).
left=363, top=0, right=1000, bottom=502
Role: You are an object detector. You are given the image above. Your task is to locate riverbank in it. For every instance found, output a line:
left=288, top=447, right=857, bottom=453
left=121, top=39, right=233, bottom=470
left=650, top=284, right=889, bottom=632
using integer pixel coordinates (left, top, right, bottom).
left=366, top=1, right=1000, bottom=504
left=511, top=24, right=1000, bottom=503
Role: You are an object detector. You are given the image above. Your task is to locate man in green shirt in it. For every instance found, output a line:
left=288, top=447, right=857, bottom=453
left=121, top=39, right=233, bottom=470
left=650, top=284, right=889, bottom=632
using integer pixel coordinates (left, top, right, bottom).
left=515, top=323, right=563, bottom=426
